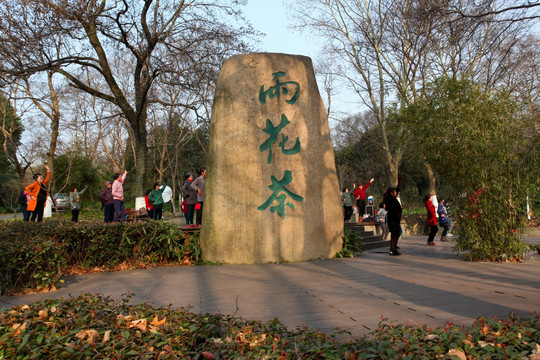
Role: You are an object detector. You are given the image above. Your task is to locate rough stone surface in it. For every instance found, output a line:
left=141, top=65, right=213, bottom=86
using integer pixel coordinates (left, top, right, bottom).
left=201, top=53, right=343, bottom=264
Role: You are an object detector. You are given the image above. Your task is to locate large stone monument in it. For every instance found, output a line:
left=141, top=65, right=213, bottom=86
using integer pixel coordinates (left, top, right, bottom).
left=201, top=53, right=343, bottom=264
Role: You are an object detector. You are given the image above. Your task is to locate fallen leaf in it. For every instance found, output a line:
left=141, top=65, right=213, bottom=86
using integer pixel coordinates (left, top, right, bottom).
left=249, top=334, right=267, bottom=347
left=21, top=305, right=30, bottom=311
left=129, top=319, right=148, bottom=331
left=12, top=323, right=26, bottom=335
left=76, top=329, right=100, bottom=344
left=51, top=306, right=57, bottom=313
left=478, top=341, right=495, bottom=348
left=117, top=314, right=135, bottom=321
left=151, top=316, right=167, bottom=327
left=38, top=310, right=48, bottom=319
left=102, top=330, right=111, bottom=344
left=201, top=351, right=216, bottom=360
left=149, top=325, right=162, bottom=333
left=447, top=349, right=467, bottom=360
left=426, top=334, right=439, bottom=340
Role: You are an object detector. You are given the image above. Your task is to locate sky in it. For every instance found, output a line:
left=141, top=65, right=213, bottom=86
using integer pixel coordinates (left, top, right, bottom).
left=243, top=0, right=356, bottom=118
left=244, top=1, right=318, bottom=58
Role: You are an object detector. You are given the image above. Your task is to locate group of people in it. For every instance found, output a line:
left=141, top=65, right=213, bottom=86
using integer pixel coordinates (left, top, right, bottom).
left=341, top=178, right=375, bottom=222
left=342, top=176, right=461, bottom=256
left=181, top=167, right=206, bottom=228
left=424, top=195, right=453, bottom=245
left=16, top=163, right=206, bottom=226
left=341, top=178, right=404, bottom=256
left=18, top=165, right=51, bottom=222
left=17, top=165, right=88, bottom=223
left=98, top=170, right=128, bottom=223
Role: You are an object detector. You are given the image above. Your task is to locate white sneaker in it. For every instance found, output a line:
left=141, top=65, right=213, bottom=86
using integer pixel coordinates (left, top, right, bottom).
left=447, top=233, right=453, bottom=237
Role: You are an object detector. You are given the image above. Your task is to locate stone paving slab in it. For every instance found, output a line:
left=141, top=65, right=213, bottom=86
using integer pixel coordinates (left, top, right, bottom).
left=1, top=235, right=539, bottom=338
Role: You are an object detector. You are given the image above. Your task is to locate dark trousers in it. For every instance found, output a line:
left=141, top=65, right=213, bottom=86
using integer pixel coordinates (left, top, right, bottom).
left=21, top=204, right=30, bottom=222
left=390, top=233, right=400, bottom=252
left=439, top=222, right=449, bottom=237
left=113, top=199, right=126, bottom=222
left=427, top=225, right=438, bottom=243
left=186, top=204, right=195, bottom=225
left=30, top=200, right=46, bottom=222
left=196, top=202, right=203, bottom=225
left=357, top=199, right=366, bottom=215
left=104, top=203, right=114, bottom=223
left=153, top=205, right=163, bottom=220
left=71, top=209, right=80, bottom=222
left=343, top=206, right=353, bottom=221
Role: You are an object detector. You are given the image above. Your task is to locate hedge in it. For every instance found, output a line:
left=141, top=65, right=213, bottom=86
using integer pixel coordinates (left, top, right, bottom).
left=0, top=222, right=199, bottom=295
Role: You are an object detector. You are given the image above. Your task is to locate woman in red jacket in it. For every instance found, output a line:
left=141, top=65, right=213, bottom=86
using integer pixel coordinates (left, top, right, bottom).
left=424, top=195, right=438, bottom=245
left=25, top=165, right=50, bottom=222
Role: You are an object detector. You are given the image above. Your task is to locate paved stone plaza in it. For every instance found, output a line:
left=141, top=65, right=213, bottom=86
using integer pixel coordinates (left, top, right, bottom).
left=1, top=235, right=539, bottom=338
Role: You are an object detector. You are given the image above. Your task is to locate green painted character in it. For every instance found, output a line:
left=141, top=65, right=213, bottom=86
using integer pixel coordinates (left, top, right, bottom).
left=259, top=71, right=300, bottom=105
left=260, top=114, right=300, bottom=164
left=258, top=170, right=304, bottom=218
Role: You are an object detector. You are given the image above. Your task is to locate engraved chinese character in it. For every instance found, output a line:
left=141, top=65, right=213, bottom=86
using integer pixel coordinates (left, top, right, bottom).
left=259, top=71, right=300, bottom=105
left=260, top=114, right=300, bottom=164
left=258, top=170, right=304, bottom=218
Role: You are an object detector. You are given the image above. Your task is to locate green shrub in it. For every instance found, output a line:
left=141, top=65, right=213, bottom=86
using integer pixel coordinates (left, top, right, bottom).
left=400, top=77, right=534, bottom=261
left=0, top=222, right=200, bottom=295
left=335, top=226, right=364, bottom=258
left=1, top=294, right=538, bottom=359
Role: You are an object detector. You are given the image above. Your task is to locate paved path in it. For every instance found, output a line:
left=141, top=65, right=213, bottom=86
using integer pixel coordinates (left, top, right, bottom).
left=1, top=236, right=539, bottom=338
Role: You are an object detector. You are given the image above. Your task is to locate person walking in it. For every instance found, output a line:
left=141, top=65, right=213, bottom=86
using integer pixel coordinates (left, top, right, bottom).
left=112, top=170, right=127, bottom=222
left=182, top=173, right=198, bottom=227
left=149, top=182, right=167, bottom=220
left=99, top=181, right=114, bottom=223
left=69, top=185, right=88, bottom=222
left=191, top=167, right=206, bottom=226
left=437, top=198, right=450, bottom=242
left=25, top=165, right=51, bottom=222
left=425, top=195, right=438, bottom=245
left=384, top=186, right=402, bottom=256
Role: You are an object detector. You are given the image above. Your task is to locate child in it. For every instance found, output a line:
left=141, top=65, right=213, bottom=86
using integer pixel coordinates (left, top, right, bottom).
left=375, top=202, right=389, bottom=240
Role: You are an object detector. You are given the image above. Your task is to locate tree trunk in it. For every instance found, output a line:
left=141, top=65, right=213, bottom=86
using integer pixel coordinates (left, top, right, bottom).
left=133, top=134, right=147, bottom=197
left=424, top=161, right=437, bottom=196
left=47, top=71, right=60, bottom=193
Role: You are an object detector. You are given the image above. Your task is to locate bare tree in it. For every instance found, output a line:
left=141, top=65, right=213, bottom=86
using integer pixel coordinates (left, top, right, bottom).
left=451, top=0, right=540, bottom=22
left=292, top=0, right=443, bottom=185
left=0, top=88, right=29, bottom=185
left=0, top=0, right=255, bottom=195
left=292, top=0, right=534, bottom=191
